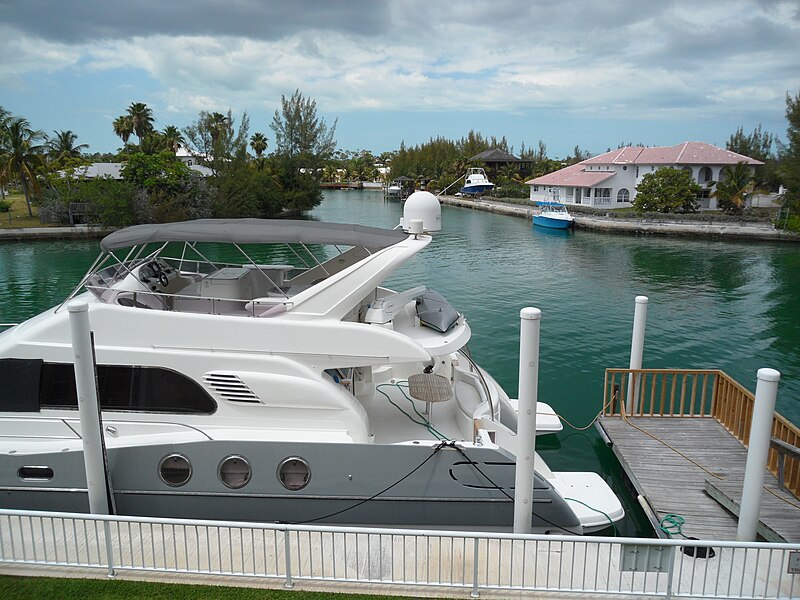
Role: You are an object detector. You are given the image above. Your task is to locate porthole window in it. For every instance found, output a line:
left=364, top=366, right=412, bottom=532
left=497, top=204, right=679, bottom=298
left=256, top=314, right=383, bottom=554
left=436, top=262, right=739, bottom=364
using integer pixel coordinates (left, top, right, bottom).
left=18, top=466, right=54, bottom=481
left=277, top=456, right=310, bottom=491
left=219, top=455, right=251, bottom=489
left=159, top=453, right=192, bottom=487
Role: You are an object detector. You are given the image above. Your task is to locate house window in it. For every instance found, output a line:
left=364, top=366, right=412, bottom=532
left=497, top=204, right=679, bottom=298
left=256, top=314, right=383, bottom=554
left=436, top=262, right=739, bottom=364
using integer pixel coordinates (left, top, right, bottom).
left=636, top=167, right=639, bottom=178
left=596, top=188, right=612, bottom=204
left=533, top=185, right=539, bottom=191
left=565, top=187, right=574, bottom=198
left=617, top=188, right=630, bottom=203
left=699, top=166, right=712, bottom=183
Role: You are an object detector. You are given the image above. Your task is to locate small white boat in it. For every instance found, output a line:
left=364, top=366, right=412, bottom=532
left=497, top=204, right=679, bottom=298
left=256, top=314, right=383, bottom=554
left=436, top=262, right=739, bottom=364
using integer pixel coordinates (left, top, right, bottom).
left=460, top=168, right=494, bottom=196
left=533, top=190, right=575, bottom=230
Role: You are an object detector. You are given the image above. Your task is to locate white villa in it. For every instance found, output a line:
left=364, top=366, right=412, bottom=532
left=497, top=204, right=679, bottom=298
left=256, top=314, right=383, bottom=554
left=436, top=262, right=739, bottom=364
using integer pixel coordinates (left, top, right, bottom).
left=526, top=142, right=762, bottom=210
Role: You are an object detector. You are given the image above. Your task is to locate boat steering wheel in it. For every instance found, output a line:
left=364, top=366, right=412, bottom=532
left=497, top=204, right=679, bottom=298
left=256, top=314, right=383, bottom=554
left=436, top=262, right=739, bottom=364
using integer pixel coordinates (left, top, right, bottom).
left=146, top=260, right=170, bottom=288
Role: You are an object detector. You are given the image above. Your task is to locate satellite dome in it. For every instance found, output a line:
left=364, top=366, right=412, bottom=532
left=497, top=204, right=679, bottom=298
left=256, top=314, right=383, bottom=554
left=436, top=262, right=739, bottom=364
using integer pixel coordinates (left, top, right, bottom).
left=401, top=191, right=441, bottom=233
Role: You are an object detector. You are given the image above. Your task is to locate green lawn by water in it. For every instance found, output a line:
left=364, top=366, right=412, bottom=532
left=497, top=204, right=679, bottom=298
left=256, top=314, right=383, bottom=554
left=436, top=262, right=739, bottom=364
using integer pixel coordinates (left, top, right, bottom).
left=0, top=575, right=426, bottom=599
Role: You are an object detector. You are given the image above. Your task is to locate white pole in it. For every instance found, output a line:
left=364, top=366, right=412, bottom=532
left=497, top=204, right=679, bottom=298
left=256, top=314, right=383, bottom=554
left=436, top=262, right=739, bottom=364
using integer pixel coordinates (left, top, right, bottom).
left=626, top=296, right=648, bottom=415
left=68, top=301, right=110, bottom=515
left=737, top=368, right=781, bottom=541
left=514, top=307, right=541, bottom=534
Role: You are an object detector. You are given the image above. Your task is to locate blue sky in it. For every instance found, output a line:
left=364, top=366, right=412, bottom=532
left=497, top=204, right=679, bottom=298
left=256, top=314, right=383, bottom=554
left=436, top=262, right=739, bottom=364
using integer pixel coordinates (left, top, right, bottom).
left=1, top=0, right=798, bottom=159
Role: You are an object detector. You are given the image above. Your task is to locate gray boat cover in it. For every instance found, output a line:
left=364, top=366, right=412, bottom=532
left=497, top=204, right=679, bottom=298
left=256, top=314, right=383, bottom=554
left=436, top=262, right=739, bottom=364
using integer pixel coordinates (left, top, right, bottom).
left=100, top=219, right=408, bottom=252
left=416, top=289, right=460, bottom=333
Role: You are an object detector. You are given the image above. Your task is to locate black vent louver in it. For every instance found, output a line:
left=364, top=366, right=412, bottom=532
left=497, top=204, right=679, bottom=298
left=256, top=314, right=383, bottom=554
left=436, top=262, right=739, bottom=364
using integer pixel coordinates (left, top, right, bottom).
left=202, top=373, right=261, bottom=403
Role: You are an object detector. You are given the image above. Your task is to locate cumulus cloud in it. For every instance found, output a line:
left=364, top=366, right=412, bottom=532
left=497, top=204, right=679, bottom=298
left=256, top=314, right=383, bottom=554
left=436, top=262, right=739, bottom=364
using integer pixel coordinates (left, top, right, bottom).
left=0, top=0, right=797, bottom=132
left=0, top=0, right=390, bottom=43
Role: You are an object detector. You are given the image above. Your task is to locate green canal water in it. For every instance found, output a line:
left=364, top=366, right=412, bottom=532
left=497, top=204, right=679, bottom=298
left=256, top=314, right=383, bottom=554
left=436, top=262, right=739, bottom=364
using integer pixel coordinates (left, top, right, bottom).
left=1, top=189, right=798, bottom=537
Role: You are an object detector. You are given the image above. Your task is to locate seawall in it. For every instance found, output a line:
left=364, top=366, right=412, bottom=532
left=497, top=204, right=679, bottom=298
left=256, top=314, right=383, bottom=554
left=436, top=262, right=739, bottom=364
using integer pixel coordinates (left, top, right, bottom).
left=438, top=196, right=800, bottom=243
left=2, top=200, right=798, bottom=243
left=0, top=225, right=112, bottom=242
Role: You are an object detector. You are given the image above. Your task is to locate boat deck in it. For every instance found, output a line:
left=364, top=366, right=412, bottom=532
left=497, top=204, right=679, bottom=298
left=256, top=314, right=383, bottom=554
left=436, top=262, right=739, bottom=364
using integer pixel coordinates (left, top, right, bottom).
left=598, top=416, right=800, bottom=542
left=362, top=382, right=464, bottom=444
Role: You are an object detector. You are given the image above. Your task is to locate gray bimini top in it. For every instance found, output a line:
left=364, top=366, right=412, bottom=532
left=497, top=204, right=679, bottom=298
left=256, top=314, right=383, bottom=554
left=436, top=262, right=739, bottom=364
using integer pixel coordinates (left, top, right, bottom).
left=100, top=219, right=408, bottom=252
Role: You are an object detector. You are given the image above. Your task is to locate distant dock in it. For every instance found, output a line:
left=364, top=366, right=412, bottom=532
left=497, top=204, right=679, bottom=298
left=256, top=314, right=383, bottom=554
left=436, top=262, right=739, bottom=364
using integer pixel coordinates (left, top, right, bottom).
left=436, top=195, right=800, bottom=242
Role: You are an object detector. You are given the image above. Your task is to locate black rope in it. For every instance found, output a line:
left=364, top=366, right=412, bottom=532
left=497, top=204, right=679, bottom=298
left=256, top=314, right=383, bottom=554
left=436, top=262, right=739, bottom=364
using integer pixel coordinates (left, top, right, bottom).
left=286, top=441, right=453, bottom=525
left=450, top=444, right=577, bottom=536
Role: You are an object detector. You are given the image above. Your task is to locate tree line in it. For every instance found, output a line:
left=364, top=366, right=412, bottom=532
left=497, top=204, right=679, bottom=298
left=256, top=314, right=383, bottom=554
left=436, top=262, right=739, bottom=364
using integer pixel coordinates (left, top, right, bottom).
left=1, top=89, right=798, bottom=225
left=0, top=90, right=336, bottom=226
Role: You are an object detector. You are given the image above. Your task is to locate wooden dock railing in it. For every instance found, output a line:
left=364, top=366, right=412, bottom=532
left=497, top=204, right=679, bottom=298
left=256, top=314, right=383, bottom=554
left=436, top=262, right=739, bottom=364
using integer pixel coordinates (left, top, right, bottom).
left=603, top=368, right=800, bottom=498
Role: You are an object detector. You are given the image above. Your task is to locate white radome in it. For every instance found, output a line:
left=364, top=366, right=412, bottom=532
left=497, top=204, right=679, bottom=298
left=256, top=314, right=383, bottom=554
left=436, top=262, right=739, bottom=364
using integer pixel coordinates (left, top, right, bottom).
left=402, top=191, right=441, bottom=233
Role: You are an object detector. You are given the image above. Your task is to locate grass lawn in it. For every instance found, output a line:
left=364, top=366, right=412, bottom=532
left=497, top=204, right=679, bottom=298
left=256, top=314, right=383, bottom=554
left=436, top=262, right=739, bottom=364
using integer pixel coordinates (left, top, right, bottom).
left=0, top=575, right=425, bottom=599
left=0, top=192, right=48, bottom=229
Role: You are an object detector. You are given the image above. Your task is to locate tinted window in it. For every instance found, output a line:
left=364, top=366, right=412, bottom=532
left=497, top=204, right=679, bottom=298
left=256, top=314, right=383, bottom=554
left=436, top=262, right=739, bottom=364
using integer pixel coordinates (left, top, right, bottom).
left=0, top=358, right=42, bottom=412
left=39, top=363, right=216, bottom=414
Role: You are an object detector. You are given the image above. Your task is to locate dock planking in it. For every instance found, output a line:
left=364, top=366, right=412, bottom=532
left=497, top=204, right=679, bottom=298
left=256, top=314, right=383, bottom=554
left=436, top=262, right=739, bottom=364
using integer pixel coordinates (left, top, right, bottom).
left=598, top=416, right=800, bottom=542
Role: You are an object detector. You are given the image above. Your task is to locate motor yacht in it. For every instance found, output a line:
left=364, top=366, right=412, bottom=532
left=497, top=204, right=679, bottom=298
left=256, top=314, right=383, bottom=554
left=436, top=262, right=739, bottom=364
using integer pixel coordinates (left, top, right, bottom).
left=0, top=193, right=622, bottom=533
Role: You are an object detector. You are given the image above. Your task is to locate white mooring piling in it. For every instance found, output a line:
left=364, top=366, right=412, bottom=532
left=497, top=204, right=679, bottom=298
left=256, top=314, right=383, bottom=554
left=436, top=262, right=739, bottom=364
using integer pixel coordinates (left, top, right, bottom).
left=514, top=307, right=541, bottom=534
left=626, top=295, right=648, bottom=415
left=737, top=367, right=781, bottom=541
left=68, top=301, right=110, bottom=515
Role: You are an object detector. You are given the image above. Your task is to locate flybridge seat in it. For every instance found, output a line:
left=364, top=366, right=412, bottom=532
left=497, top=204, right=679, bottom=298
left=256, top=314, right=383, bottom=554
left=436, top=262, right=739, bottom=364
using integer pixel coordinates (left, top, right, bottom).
left=242, top=264, right=294, bottom=296
left=114, top=291, right=165, bottom=310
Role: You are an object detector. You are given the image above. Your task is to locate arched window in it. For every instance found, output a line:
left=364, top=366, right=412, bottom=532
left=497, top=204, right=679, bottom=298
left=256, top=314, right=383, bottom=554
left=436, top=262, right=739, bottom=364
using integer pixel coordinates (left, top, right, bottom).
left=699, top=166, right=713, bottom=183
left=617, top=188, right=630, bottom=203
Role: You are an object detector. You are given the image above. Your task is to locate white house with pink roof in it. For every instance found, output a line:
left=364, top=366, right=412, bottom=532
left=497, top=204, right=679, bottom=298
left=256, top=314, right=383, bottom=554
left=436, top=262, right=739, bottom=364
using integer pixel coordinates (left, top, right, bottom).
left=526, top=142, right=763, bottom=210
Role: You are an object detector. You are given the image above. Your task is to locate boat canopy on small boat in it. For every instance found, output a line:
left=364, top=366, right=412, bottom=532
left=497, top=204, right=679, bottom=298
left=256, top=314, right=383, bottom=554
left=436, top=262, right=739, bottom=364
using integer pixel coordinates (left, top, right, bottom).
left=532, top=198, right=575, bottom=230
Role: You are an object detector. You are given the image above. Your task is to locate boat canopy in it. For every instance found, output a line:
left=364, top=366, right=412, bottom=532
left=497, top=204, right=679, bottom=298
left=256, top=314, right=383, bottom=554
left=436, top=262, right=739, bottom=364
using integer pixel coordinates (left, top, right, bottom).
left=534, top=201, right=567, bottom=208
left=100, top=219, right=408, bottom=252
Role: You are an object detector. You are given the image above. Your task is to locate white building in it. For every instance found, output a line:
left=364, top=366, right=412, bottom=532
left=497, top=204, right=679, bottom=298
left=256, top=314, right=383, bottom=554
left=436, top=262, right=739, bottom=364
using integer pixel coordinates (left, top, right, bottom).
left=526, top=142, right=762, bottom=210
left=73, top=161, right=213, bottom=179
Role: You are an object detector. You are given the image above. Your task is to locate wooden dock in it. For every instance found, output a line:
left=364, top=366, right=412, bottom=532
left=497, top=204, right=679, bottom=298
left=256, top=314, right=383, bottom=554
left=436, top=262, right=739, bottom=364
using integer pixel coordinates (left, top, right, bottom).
left=599, top=416, right=800, bottom=541
left=599, top=368, right=800, bottom=543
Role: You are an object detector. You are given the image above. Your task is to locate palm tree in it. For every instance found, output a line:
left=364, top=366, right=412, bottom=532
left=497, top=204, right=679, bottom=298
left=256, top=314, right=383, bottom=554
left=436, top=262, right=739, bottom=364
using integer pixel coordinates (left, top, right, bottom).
left=0, top=117, right=46, bottom=217
left=322, top=164, right=337, bottom=182
left=712, top=162, right=755, bottom=215
left=206, top=112, right=230, bottom=145
left=47, top=130, right=89, bottom=162
left=161, top=125, right=184, bottom=154
left=139, top=132, right=165, bottom=155
left=112, top=115, right=134, bottom=151
left=250, top=132, right=268, bottom=158
left=498, top=163, right=522, bottom=185
left=126, top=102, right=155, bottom=141
left=0, top=107, right=11, bottom=201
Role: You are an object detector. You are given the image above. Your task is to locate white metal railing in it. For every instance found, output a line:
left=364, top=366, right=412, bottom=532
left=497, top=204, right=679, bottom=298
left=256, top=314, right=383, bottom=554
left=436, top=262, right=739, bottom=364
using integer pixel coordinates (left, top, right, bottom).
left=0, top=509, right=798, bottom=598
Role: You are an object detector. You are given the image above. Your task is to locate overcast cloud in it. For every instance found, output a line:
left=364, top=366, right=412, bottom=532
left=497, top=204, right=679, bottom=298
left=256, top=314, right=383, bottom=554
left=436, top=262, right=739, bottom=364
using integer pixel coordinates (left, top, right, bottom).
left=1, top=0, right=798, bottom=155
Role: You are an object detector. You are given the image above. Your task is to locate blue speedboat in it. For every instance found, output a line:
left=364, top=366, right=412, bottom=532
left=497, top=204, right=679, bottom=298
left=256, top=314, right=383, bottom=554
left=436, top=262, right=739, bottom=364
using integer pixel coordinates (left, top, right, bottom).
left=533, top=201, right=575, bottom=230
left=459, top=168, right=494, bottom=196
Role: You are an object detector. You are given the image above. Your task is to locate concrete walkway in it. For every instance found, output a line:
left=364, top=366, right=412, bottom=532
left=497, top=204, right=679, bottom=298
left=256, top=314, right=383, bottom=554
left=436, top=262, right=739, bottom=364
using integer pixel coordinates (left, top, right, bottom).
left=438, top=196, right=800, bottom=242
